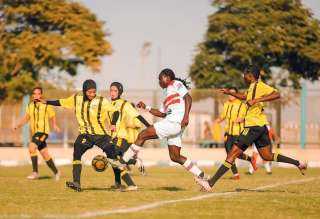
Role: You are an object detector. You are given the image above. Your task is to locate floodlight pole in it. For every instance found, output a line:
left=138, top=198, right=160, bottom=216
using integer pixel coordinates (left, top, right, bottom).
left=21, top=95, right=30, bottom=147
left=300, top=82, right=307, bottom=149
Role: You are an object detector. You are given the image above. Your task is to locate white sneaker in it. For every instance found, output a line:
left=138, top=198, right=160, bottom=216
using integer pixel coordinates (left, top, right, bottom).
left=27, top=172, right=39, bottom=180
left=194, top=176, right=212, bottom=192
left=123, top=185, right=138, bottom=192
left=54, top=171, right=61, bottom=181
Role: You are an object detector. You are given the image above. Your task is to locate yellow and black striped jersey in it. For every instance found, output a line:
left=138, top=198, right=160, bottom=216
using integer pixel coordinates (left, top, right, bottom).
left=26, top=102, right=55, bottom=134
left=245, top=81, right=277, bottom=127
left=59, top=93, right=116, bottom=135
left=220, top=99, right=246, bottom=136
left=124, top=109, right=143, bottom=144
left=107, top=99, right=141, bottom=143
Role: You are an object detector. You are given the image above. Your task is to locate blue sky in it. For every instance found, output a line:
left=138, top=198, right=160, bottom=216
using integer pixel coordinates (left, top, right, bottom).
left=75, top=0, right=320, bottom=90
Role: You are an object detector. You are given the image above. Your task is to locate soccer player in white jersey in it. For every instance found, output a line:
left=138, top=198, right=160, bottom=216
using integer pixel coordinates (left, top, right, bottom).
left=121, top=68, right=207, bottom=183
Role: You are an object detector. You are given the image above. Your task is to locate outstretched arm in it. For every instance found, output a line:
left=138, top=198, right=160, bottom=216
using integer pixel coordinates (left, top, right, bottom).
left=219, top=88, right=247, bottom=100
left=37, top=98, right=61, bottom=106
left=39, top=95, right=75, bottom=109
left=247, top=91, right=280, bottom=106
left=45, top=100, right=61, bottom=106
left=136, top=101, right=166, bottom=118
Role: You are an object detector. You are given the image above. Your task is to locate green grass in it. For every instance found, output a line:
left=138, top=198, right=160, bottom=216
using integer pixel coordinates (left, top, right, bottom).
left=0, top=165, right=319, bottom=219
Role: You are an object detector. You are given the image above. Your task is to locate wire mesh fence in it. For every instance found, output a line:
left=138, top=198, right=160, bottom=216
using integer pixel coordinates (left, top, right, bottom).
left=0, top=88, right=319, bottom=148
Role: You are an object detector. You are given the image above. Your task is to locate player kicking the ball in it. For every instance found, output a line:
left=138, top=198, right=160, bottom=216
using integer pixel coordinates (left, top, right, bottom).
left=41, top=80, right=136, bottom=192
left=121, top=68, right=207, bottom=184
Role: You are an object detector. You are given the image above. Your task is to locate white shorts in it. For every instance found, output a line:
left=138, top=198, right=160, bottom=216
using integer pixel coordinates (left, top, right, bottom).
left=154, top=119, right=183, bottom=147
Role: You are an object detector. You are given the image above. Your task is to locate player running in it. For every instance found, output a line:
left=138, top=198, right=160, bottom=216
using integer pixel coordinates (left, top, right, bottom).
left=214, top=87, right=257, bottom=180
left=248, top=123, right=280, bottom=175
left=41, top=79, right=134, bottom=192
left=108, top=82, right=150, bottom=190
left=120, top=68, right=207, bottom=183
left=14, top=87, right=60, bottom=180
left=196, top=66, right=307, bottom=192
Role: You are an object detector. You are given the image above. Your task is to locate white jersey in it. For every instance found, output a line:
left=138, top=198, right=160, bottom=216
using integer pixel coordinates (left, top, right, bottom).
left=161, top=80, right=189, bottom=123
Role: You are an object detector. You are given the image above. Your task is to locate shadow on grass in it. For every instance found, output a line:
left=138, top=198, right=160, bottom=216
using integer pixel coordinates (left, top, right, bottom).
left=152, top=186, right=186, bottom=192
left=38, top=176, right=52, bottom=180
left=82, top=187, right=116, bottom=191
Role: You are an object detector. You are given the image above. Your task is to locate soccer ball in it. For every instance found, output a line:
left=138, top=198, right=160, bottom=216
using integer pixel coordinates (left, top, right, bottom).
left=92, top=155, right=108, bottom=172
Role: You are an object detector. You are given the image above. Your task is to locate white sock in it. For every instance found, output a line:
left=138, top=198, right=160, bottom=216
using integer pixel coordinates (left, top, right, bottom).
left=264, top=161, right=272, bottom=173
left=123, top=144, right=142, bottom=162
left=248, top=163, right=254, bottom=174
left=182, top=158, right=202, bottom=177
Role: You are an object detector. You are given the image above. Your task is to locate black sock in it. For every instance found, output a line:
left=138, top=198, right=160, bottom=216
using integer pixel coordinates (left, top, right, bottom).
left=274, top=153, right=299, bottom=166
left=113, top=167, right=121, bottom=185
left=46, top=158, right=58, bottom=174
left=121, top=172, right=136, bottom=186
left=31, top=155, right=38, bottom=173
left=73, top=163, right=82, bottom=184
left=239, top=153, right=251, bottom=162
left=231, top=164, right=238, bottom=175
left=208, top=161, right=232, bottom=187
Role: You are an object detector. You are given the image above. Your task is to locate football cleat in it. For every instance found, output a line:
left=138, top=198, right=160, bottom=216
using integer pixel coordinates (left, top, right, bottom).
left=27, top=172, right=39, bottom=180
left=194, top=176, right=212, bottom=192
left=122, top=185, right=138, bottom=192
left=298, top=161, right=308, bottom=175
left=66, top=181, right=81, bottom=192
left=233, top=173, right=240, bottom=180
left=110, top=183, right=125, bottom=190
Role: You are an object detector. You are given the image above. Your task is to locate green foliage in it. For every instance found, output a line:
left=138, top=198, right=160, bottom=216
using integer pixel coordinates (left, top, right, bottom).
left=190, top=0, right=320, bottom=89
left=0, top=0, right=112, bottom=102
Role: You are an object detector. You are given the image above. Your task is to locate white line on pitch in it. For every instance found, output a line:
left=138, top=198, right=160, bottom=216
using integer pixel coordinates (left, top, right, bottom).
left=1, top=177, right=318, bottom=219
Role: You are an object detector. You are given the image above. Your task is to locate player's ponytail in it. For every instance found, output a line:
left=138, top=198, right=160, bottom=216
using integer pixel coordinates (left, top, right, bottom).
left=174, top=77, right=191, bottom=90
left=160, top=68, right=191, bottom=90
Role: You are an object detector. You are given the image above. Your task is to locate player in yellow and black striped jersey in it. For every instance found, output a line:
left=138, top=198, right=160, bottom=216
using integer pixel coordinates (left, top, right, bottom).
left=14, top=87, right=60, bottom=180
left=108, top=82, right=150, bottom=190
left=214, top=87, right=257, bottom=179
left=42, top=79, right=127, bottom=192
left=198, top=66, right=308, bottom=192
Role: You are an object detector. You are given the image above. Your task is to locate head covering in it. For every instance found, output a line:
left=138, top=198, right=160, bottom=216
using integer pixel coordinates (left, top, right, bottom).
left=244, top=65, right=260, bottom=79
left=83, top=79, right=97, bottom=100
left=110, top=82, right=123, bottom=99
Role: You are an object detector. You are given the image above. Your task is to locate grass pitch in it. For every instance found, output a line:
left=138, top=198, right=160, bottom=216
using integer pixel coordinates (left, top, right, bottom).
left=0, top=165, right=319, bottom=219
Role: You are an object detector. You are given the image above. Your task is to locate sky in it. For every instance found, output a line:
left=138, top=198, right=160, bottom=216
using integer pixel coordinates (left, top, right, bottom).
left=74, top=0, right=320, bottom=90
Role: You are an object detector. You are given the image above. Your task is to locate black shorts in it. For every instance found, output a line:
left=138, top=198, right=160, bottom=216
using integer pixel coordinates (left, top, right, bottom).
left=31, top=132, right=48, bottom=150
left=236, top=126, right=271, bottom=151
left=112, top=137, right=130, bottom=155
left=224, top=134, right=238, bottom=152
left=74, top=134, right=120, bottom=159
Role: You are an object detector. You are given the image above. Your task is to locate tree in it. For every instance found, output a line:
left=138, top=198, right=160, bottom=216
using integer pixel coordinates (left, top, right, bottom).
left=190, top=0, right=320, bottom=89
left=0, top=0, right=112, bottom=102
